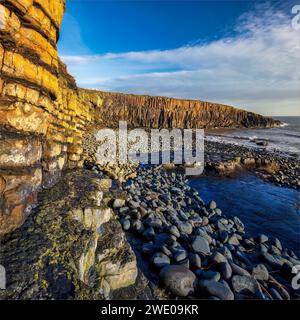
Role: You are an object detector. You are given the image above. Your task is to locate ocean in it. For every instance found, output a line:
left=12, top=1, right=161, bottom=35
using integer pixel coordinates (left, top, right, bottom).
left=206, top=116, right=300, bottom=158
left=189, top=173, right=300, bottom=256
left=190, top=116, right=300, bottom=256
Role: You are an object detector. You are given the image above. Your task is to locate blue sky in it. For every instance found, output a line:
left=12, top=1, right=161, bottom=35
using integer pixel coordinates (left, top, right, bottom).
left=58, top=0, right=300, bottom=116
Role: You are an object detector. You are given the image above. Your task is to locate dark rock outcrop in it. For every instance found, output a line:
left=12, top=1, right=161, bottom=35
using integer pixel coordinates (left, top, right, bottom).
left=90, top=91, right=280, bottom=129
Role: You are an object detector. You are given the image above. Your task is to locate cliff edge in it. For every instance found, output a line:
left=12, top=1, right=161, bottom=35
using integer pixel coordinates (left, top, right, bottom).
left=0, top=0, right=279, bottom=236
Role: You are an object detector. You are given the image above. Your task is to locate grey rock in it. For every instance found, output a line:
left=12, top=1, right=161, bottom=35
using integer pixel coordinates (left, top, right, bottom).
left=151, top=252, right=170, bottom=269
left=199, top=280, right=234, bottom=300
left=208, top=200, right=217, bottom=210
left=233, top=216, right=245, bottom=232
left=219, top=231, right=229, bottom=243
left=145, top=217, right=162, bottom=228
left=121, top=219, right=130, bottom=231
left=191, top=236, right=211, bottom=255
left=132, top=219, right=144, bottom=233
left=159, top=265, right=196, bottom=297
left=211, top=252, right=228, bottom=264
left=252, top=264, right=269, bottom=281
left=202, top=216, right=209, bottom=226
left=260, top=252, right=284, bottom=269
left=274, top=238, right=282, bottom=251
left=196, top=270, right=221, bottom=282
left=189, top=253, right=201, bottom=268
left=215, top=208, right=222, bottom=215
left=229, top=262, right=251, bottom=277
left=119, top=206, right=129, bottom=214
left=168, top=225, right=180, bottom=238
left=258, top=234, right=268, bottom=244
left=160, top=245, right=172, bottom=257
left=177, top=222, right=193, bottom=235
left=175, top=258, right=190, bottom=269
left=228, top=235, right=240, bottom=245
left=231, top=275, right=259, bottom=295
left=113, top=198, right=126, bottom=208
left=219, top=262, right=232, bottom=281
left=128, top=200, right=139, bottom=209
left=218, top=246, right=233, bottom=261
left=216, top=220, right=230, bottom=232
left=173, top=249, right=188, bottom=262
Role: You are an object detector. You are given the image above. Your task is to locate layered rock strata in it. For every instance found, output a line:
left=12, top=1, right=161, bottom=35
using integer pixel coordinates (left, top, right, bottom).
left=0, top=169, right=140, bottom=299
left=0, top=0, right=280, bottom=236
left=0, top=0, right=99, bottom=235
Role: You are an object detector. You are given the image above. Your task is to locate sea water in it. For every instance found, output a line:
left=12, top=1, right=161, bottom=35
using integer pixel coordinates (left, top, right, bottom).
left=189, top=173, right=300, bottom=256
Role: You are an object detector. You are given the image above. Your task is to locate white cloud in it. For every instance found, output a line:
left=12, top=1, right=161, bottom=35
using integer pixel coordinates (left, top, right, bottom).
left=60, top=4, right=300, bottom=116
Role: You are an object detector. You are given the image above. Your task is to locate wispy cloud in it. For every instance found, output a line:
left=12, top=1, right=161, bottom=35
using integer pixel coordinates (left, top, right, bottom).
left=60, top=3, right=300, bottom=116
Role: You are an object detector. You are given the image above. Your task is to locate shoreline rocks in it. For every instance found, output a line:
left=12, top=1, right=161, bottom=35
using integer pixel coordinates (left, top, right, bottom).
left=203, top=140, right=299, bottom=190
left=112, top=165, right=300, bottom=300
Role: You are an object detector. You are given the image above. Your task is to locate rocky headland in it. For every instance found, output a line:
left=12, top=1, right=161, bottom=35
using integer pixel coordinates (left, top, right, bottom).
left=0, top=0, right=299, bottom=301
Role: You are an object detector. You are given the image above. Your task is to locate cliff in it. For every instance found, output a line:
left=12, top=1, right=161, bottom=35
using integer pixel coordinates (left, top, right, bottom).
left=0, top=0, right=279, bottom=236
left=0, top=0, right=97, bottom=235
left=89, top=90, right=279, bottom=129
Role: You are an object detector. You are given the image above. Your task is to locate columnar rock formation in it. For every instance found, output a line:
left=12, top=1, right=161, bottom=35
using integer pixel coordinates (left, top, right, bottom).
left=91, top=91, right=279, bottom=129
left=0, top=0, right=279, bottom=236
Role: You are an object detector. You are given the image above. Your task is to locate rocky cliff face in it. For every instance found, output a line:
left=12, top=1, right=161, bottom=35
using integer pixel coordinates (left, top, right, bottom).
left=0, top=0, right=100, bottom=235
left=0, top=0, right=279, bottom=236
left=90, top=91, right=279, bottom=129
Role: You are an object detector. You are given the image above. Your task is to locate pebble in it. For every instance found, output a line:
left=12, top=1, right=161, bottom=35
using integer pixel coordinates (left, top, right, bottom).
left=199, top=280, right=234, bottom=300
left=168, top=225, right=180, bottom=238
left=211, top=252, right=228, bottom=264
left=196, top=270, right=221, bottom=282
left=229, top=262, right=251, bottom=277
left=151, top=252, right=170, bottom=269
left=258, top=234, right=269, bottom=243
left=113, top=198, right=126, bottom=208
left=121, top=219, right=130, bottom=231
left=173, top=249, right=188, bottom=262
left=218, top=262, right=232, bottom=281
left=177, top=221, right=193, bottom=235
left=208, top=200, right=217, bottom=210
left=111, top=165, right=300, bottom=300
left=191, top=236, right=211, bottom=255
left=159, top=265, right=196, bottom=297
left=189, top=253, right=201, bottom=268
left=228, top=235, right=240, bottom=245
left=252, top=264, right=269, bottom=281
left=231, top=275, right=259, bottom=296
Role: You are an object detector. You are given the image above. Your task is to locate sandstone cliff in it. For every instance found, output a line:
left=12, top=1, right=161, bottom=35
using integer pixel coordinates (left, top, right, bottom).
left=0, top=0, right=98, bottom=235
left=0, top=0, right=279, bottom=236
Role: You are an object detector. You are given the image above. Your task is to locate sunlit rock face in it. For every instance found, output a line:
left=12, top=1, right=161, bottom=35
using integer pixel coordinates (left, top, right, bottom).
left=0, top=0, right=279, bottom=236
left=91, top=91, right=280, bottom=129
left=0, top=0, right=100, bottom=235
